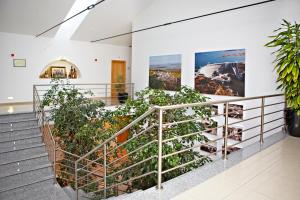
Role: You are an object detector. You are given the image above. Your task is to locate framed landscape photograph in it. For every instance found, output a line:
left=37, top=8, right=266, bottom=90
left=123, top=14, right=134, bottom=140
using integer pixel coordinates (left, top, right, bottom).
left=200, top=142, right=217, bottom=154
left=13, top=59, right=26, bottom=67
left=223, top=126, right=243, bottom=141
left=211, top=105, right=219, bottom=116
left=225, top=104, right=243, bottom=119
left=149, top=54, right=181, bottom=91
left=51, top=67, right=66, bottom=78
left=195, top=49, right=245, bottom=97
left=202, top=119, right=218, bottom=135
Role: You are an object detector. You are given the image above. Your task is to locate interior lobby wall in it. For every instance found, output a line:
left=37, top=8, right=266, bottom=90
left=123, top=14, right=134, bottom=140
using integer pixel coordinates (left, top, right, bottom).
left=0, top=32, right=131, bottom=103
left=132, top=0, right=300, bottom=97
left=131, top=0, right=300, bottom=146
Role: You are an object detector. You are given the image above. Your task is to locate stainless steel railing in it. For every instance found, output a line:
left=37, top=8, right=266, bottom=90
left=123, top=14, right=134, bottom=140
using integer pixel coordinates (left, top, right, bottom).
left=34, top=83, right=134, bottom=107
left=75, top=93, right=285, bottom=199
left=33, top=85, right=106, bottom=187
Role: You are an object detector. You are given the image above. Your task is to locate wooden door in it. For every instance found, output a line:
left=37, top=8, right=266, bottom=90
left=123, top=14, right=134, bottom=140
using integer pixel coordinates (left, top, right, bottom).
left=111, top=60, right=126, bottom=101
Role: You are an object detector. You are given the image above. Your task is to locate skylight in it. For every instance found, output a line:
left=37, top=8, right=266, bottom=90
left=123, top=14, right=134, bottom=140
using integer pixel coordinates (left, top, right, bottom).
left=55, top=0, right=97, bottom=40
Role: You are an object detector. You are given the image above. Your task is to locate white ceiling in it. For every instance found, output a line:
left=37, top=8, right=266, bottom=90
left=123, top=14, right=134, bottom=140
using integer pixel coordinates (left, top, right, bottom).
left=71, top=0, right=154, bottom=46
left=0, top=0, right=154, bottom=46
left=0, top=0, right=75, bottom=37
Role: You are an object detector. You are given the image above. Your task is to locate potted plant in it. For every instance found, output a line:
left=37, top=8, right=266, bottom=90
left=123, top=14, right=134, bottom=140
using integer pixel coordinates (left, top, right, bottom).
left=115, top=76, right=128, bottom=104
left=266, top=20, right=300, bottom=137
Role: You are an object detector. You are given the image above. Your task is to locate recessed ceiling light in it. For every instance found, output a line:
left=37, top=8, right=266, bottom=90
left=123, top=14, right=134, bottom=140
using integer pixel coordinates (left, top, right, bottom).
left=7, top=96, right=14, bottom=100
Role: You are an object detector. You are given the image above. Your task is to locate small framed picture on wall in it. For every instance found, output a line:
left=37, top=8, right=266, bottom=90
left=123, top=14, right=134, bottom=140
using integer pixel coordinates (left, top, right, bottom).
left=13, top=59, right=26, bottom=67
left=51, top=66, right=67, bottom=78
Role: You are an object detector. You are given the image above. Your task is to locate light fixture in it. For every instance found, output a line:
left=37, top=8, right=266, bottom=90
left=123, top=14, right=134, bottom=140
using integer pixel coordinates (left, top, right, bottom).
left=7, top=96, right=14, bottom=100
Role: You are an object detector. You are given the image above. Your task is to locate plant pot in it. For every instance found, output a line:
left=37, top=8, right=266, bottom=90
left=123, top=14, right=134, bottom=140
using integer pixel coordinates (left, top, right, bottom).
left=118, top=92, right=128, bottom=104
left=117, top=130, right=129, bottom=143
left=285, top=108, right=300, bottom=137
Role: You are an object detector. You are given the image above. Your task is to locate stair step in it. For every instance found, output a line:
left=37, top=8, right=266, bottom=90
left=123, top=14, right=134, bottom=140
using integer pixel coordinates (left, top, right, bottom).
left=107, top=190, right=143, bottom=200
left=0, top=135, right=42, bottom=151
left=1, top=183, right=71, bottom=200
left=0, top=163, right=53, bottom=192
left=0, top=112, right=35, bottom=123
left=0, top=144, right=46, bottom=165
left=63, top=186, right=76, bottom=200
left=0, top=119, right=38, bottom=132
left=0, top=127, right=41, bottom=141
left=54, top=184, right=71, bottom=200
left=0, top=175, right=54, bottom=200
left=0, top=153, right=50, bottom=177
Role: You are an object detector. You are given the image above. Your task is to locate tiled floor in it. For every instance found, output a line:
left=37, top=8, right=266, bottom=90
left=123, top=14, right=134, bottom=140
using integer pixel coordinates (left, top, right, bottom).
left=172, top=136, right=300, bottom=200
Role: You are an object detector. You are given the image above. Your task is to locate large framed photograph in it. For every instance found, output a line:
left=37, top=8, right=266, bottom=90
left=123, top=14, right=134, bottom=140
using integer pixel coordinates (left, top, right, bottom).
left=195, top=49, right=245, bottom=97
left=200, top=142, right=217, bottom=154
left=13, top=59, right=26, bottom=67
left=202, top=118, right=218, bottom=135
left=51, top=67, right=66, bottom=78
left=149, top=54, right=181, bottom=91
left=225, top=104, right=243, bottom=119
left=223, top=126, right=243, bottom=141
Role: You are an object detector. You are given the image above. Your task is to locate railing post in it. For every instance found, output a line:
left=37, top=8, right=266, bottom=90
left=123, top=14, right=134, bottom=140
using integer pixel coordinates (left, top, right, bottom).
left=105, top=84, right=108, bottom=105
left=131, top=83, right=135, bottom=99
left=33, top=85, right=36, bottom=114
left=75, top=161, right=79, bottom=200
left=42, top=111, right=45, bottom=131
left=53, top=144, right=56, bottom=184
left=260, top=97, right=265, bottom=143
left=157, top=108, right=163, bottom=189
left=104, top=144, right=107, bottom=198
left=223, top=102, right=229, bottom=160
left=283, top=97, right=287, bottom=133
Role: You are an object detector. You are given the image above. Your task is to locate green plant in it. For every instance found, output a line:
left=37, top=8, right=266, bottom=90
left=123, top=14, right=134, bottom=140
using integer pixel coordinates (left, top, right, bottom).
left=41, top=79, right=106, bottom=155
left=266, top=20, right=300, bottom=115
left=108, top=86, right=213, bottom=190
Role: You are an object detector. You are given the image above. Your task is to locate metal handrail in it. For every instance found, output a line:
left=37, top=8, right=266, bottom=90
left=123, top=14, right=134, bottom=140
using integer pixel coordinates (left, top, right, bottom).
left=74, top=93, right=285, bottom=199
left=34, top=83, right=134, bottom=86
left=77, top=93, right=284, bottom=164
left=76, top=106, right=158, bottom=163
left=33, top=85, right=57, bottom=183
left=35, top=82, right=135, bottom=107
left=158, top=93, right=283, bottom=110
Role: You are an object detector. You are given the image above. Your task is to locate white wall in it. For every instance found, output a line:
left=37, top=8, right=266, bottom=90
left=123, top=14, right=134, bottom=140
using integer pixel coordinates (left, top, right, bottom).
left=132, top=0, right=300, bottom=147
left=132, top=0, right=300, bottom=97
left=0, top=32, right=131, bottom=103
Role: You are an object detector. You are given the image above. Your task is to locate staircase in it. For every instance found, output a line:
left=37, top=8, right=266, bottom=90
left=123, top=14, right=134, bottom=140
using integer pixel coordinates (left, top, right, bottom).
left=0, top=112, right=70, bottom=200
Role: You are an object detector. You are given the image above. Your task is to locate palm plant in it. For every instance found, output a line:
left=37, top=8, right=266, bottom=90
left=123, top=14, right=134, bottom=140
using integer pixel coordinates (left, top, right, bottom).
left=266, top=20, right=300, bottom=136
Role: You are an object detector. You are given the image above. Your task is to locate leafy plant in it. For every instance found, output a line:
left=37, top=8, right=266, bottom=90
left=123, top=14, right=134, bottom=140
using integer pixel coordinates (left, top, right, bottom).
left=108, top=86, right=213, bottom=190
left=41, top=79, right=106, bottom=155
left=266, top=20, right=300, bottom=115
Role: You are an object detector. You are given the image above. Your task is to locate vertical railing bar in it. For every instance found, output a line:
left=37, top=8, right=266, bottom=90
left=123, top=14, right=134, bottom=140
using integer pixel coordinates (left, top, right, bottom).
left=283, top=96, right=288, bottom=133
left=223, top=102, right=229, bottom=160
left=33, top=85, right=36, bottom=114
left=260, top=97, right=265, bottom=143
left=53, top=144, right=56, bottom=184
left=104, top=144, right=107, bottom=198
left=157, top=108, right=163, bottom=189
left=75, top=161, right=79, bottom=200
left=131, top=83, right=135, bottom=99
left=105, top=84, right=108, bottom=105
